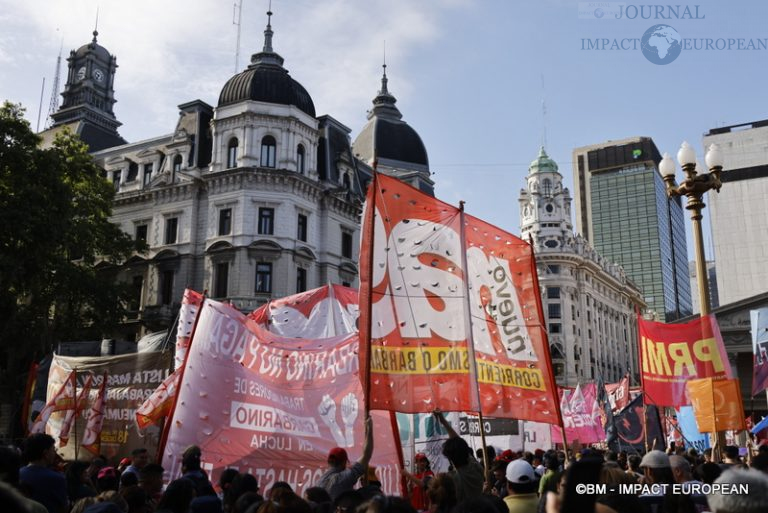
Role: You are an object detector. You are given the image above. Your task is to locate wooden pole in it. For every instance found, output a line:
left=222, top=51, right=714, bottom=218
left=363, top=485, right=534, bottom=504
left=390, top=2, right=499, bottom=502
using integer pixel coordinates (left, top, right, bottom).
left=458, top=201, right=490, bottom=477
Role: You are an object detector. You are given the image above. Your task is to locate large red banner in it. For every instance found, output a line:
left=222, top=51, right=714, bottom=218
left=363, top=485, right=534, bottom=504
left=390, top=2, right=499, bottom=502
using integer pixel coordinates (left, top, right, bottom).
left=551, top=384, right=605, bottom=444
left=359, top=173, right=560, bottom=424
left=638, top=314, right=731, bottom=407
left=163, top=300, right=402, bottom=495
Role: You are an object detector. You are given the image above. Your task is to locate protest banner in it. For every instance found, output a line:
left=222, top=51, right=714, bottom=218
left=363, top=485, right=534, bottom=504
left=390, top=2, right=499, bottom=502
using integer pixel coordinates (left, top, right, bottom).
left=605, top=374, right=630, bottom=411
left=249, top=284, right=359, bottom=338
left=686, top=378, right=747, bottom=433
left=162, top=299, right=402, bottom=496
left=358, top=173, right=560, bottom=424
left=30, top=369, right=76, bottom=434
left=82, top=373, right=108, bottom=455
left=175, top=289, right=204, bottom=370
left=638, top=314, right=731, bottom=407
left=751, top=308, right=768, bottom=396
left=613, top=394, right=664, bottom=452
left=46, top=352, right=172, bottom=461
left=551, top=384, right=605, bottom=444
left=676, top=406, right=710, bottom=452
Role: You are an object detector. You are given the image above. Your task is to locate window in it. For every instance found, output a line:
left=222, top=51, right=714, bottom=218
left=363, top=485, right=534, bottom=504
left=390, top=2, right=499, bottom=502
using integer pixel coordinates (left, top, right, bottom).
left=341, top=231, right=353, bottom=259
left=255, top=263, right=272, bottom=293
left=343, top=173, right=351, bottom=190
left=297, top=267, right=307, bottom=293
left=143, top=163, right=153, bottom=185
left=165, top=217, right=178, bottom=245
left=547, top=264, right=560, bottom=274
left=297, top=214, right=307, bottom=242
left=547, top=287, right=560, bottom=299
left=227, top=138, right=238, bottom=168
left=173, top=155, right=183, bottom=172
left=219, top=208, right=232, bottom=236
left=160, top=270, right=174, bottom=305
left=542, top=178, right=552, bottom=196
left=261, top=136, right=276, bottom=168
left=297, top=145, right=305, bottom=174
left=130, top=275, right=143, bottom=311
left=214, top=262, right=229, bottom=298
left=135, top=224, right=148, bottom=242
left=258, top=208, right=274, bottom=235
left=548, top=303, right=562, bottom=319
left=549, top=323, right=562, bottom=334
left=113, top=170, right=121, bottom=191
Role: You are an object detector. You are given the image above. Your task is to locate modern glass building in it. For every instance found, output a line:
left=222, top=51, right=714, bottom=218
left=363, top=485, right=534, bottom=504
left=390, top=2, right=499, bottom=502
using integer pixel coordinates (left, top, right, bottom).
left=573, top=137, right=692, bottom=321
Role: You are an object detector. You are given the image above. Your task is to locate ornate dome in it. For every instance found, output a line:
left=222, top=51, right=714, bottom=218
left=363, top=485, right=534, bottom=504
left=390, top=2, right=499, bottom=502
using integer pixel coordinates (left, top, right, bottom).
left=529, top=146, right=559, bottom=174
left=352, top=66, right=428, bottom=168
left=217, top=12, right=315, bottom=117
left=74, top=31, right=112, bottom=61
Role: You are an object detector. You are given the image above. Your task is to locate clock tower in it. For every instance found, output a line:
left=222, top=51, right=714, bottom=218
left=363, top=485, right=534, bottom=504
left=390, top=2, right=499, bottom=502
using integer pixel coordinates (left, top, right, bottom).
left=519, top=147, right=573, bottom=249
left=48, top=30, right=126, bottom=151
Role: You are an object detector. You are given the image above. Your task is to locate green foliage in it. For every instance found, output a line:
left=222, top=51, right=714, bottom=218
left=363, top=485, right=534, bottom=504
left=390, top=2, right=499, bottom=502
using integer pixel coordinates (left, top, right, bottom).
left=0, top=101, right=137, bottom=393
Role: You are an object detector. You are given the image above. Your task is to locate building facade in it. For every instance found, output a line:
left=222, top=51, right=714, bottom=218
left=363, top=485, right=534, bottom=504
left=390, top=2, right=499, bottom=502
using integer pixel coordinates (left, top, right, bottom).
left=702, top=120, right=768, bottom=306
left=572, top=137, right=692, bottom=322
left=689, top=260, right=719, bottom=315
left=520, top=148, right=645, bottom=386
left=44, top=14, right=432, bottom=340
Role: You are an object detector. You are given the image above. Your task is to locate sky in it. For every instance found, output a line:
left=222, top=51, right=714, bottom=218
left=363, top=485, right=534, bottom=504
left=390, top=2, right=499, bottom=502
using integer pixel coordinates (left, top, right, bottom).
left=2, top=0, right=767, bottom=263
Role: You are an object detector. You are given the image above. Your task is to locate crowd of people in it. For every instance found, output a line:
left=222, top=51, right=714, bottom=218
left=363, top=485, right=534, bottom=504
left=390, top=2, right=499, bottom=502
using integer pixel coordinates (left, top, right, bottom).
left=3, top=413, right=768, bottom=513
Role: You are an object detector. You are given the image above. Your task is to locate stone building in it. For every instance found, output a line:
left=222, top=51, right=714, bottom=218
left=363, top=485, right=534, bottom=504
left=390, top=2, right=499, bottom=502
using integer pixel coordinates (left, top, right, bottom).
left=519, top=148, right=645, bottom=385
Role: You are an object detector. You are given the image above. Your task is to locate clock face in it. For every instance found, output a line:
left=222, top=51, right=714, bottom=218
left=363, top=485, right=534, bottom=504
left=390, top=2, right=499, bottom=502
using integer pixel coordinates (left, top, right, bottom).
left=76, top=66, right=86, bottom=80
left=93, top=68, right=105, bottom=83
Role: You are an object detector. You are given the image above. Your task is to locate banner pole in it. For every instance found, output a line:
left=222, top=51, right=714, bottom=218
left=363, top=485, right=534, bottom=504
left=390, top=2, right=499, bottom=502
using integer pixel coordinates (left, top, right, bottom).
left=157, top=291, right=207, bottom=464
left=362, top=167, right=378, bottom=417
left=457, top=201, right=490, bottom=477
left=73, top=368, right=79, bottom=461
left=527, top=235, right=569, bottom=464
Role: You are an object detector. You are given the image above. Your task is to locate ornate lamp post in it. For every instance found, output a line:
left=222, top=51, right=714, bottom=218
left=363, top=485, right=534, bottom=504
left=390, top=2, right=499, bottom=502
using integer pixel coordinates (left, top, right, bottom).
left=659, top=142, right=723, bottom=316
left=660, top=141, right=724, bottom=459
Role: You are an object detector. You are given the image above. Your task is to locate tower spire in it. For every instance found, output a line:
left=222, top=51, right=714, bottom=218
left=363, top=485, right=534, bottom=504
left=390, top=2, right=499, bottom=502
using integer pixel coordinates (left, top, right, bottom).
left=380, top=41, right=388, bottom=95
left=93, top=6, right=99, bottom=42
left=263, top=1, right=274, bottom=53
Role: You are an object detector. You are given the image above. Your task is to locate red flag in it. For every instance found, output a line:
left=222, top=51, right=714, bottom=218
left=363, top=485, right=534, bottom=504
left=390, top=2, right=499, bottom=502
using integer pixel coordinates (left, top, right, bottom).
left=135, top=368, right=182, bottom=430
left=59, top=373, right=94, bottom=447
left=175, top=289, right=204, bottom=369
left=605, top=374, right=630, bottom=411
left=358, top=173, right=560, bottom=423
left=81, top=373, right=108, bottom=455
left=638, top=314, right=731, bottom=407
left=30, top=370, right=77, bottom=434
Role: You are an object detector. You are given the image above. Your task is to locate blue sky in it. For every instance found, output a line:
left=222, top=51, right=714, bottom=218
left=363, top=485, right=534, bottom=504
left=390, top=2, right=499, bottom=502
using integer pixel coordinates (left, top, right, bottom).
left=2, top=0, right=766, bottom=261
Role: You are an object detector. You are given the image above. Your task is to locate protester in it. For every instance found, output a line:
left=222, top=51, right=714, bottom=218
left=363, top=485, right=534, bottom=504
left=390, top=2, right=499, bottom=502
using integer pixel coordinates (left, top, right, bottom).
left=502, top=459, right=538, bottom=513
left=156, top=478, right=197, bottom=513
left=488, top=460, right=508, bottom=498
left=695, top=462, right=722, bottom=485
left=303, top=486, right=332, bottom=513
left=189, top=495, right=224, bottom=513
left=425, top=473, right=457, bottom=513
left=707, top=468, right=768, bottom=513
left=19, top=433, right=68, bottom=513
left=332, top=490, right=365, bottom=513
left=358, top=495, right=417, bottom=513
left=122, top=449, right=150, bottom=479
left=359, top=466, right=383, bottom=500
left=181, top=445, right=216, bottom=497
left=625, top=455, right=643, bottom=483
left=402, top=453, right=434, bottom=510
left=537, top=454, right=560, bottom=497
left=0, top=446, right=48, bottom=513
left=595, top=464, right=643, bottom=513
left=433, top=412, right=484, bottom=502
left=218, top=468, right=240, bottom=503
left=66, top=460, right=97, bottom=503
left=317, top=415, right=373, bottom=500
left=96, top=467, right=119, bottom=493
left=719, top=446, right=743, bottom=470
left=120, top=471, right=139, bottom=490
left=120, top=485, right=150, bottom=513
left=138, top=463, right=164, bottom=506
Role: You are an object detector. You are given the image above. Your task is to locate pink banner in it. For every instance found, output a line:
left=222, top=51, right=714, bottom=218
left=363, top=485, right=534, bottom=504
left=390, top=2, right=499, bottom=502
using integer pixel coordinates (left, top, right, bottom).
left=175, top=289, right=204, bottom=370
left=163, top=300, right=402, bottom=495
left=551, top=384, right=605, bottom=444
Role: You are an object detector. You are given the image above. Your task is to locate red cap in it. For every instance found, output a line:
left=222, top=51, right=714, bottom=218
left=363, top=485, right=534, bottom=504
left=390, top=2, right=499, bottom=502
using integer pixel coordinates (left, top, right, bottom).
left=119, top=458, right=132, bottom=466
left=97, top=467, right=118, bottom=479
left=499, top=450, right=514, bottom=462
left=414, top=453, right=428, bottom=462
left=328, top=447, right=348, bottom=464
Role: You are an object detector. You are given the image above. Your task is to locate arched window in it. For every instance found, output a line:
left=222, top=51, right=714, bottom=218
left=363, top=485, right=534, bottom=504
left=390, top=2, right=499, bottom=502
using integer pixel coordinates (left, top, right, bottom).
left=343, top=173, right=351, bottom=190
left=227, top=138, right=239, bottom=169
left=296, top=144, right=305, bottom=174
left=542, top=178, right=552, bottom=196
left=173, top=155, right=183, bottom=172
left=261, top=136, right=276, bottom=168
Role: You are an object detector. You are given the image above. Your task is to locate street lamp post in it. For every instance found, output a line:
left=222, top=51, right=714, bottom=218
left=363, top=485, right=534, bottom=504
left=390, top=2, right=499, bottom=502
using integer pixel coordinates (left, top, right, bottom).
left=659, top=142, right=723, bottom=316
left=659, top=141, right=724, bottom=459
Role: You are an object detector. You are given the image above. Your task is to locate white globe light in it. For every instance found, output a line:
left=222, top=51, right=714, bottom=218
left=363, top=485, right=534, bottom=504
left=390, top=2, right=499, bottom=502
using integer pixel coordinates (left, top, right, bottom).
left=677, top=141, right=696, bottom=166
left=659, top=153, right=676, bottom=178
left=706, top=143, right=724, bottom=169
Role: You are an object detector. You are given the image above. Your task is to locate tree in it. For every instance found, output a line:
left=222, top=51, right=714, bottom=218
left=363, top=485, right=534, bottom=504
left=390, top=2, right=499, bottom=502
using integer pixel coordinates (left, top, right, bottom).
left=0, top=102, right=137, bottom=414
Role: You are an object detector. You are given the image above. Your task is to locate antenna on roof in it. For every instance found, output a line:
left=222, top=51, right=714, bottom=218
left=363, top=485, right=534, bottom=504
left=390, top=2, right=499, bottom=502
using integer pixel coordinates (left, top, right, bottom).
left=93, top=6, right=99, bottom=42
left=541, top=73, right=548, bottom=149
left=233, top=0, right=243, bottom=72
left=380, top=40, right=388, bottom=94
left=45, top=35, right=64, bottom=129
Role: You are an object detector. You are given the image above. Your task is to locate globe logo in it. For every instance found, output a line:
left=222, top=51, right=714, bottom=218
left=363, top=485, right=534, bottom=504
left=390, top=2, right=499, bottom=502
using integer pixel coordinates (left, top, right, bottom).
left=641, top=24, right=682, bottom=65
left=594, top=8, right=604, bottom=19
